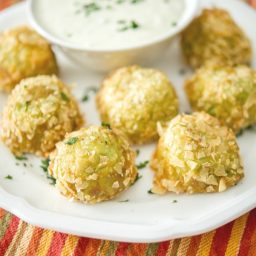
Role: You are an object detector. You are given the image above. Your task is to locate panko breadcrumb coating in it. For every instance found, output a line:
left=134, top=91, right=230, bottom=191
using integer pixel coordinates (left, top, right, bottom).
left=185, top=65, right=256, bottom=134
left=0, top=75, right=83, bottom=157
left=181, top=8, right=252, bottom=69
left=48, top=126, right=138, bottom=204
left=151, top=112, right=243, bottom=194
left=96, top=66, right=179, bottom=144
left=0, top=26, right=58, bottom=92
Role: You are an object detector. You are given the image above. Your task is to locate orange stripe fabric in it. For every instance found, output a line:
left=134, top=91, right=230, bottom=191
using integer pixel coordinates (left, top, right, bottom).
left=26, top=227, right=44, bottom=256
left=186, top=235, right=201, bottom=256
left=0, top=1, right=256, bottom=256
left=225, top=213, right=249, bottom=256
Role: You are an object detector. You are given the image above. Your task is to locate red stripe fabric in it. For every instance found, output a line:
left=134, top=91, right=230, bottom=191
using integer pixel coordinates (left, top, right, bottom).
left=73, top=237, right=90, bottom=256
left=156, top=241, right=170, bottom=256
left=238, top=209, right=256, bottom=256
left=0, top=216, right=20, bottom=255
left=46, top=232, right=68, bottom=256
left=115, top=242, right=130, bottom=256
left=209, top=221, right=234, bottom=256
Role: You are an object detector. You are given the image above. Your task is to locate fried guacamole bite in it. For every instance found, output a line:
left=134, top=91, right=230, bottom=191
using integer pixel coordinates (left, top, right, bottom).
left=48, top=126, right=138, bottom=204
left=0, top=75, right=83, bottom=157
left=151, top=112, right=244, bottom=194
left=96, top=65, right=179, bottom=144
left=0, top=26, right=58, bottom=92
left=185, top=65, right=256, bottom=134
left=181, top=8, right=252, bottom=69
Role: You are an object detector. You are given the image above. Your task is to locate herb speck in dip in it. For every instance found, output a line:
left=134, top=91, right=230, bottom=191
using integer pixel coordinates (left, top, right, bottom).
left=34, top=0, right=185, bottom=49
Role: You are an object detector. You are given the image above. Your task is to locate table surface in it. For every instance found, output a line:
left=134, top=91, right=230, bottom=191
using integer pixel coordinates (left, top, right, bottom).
left=1, top=0, right=256, bottom=255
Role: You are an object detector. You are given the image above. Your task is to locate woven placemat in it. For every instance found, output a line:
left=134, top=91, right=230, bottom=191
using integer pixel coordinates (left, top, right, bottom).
left=0, top=0, right=256, bottom=255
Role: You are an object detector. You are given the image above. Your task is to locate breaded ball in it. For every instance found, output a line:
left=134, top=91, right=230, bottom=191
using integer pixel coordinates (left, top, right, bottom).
left=0, top=75, right=83, bottom=157
left=0, top=26, right=58, bottom=92
left=96, top=66, right=179, bottom=144
left=185, top=65, right=256, bottom=134
left=181, top=8, right=252, bottom=69
left=48, top=126, right=138, bottom=204
left=151, top=112, right=244, bottom=194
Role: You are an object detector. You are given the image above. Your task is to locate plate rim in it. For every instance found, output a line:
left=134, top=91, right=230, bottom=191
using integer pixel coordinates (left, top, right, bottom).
left=0, top=0, right=256, bottom=243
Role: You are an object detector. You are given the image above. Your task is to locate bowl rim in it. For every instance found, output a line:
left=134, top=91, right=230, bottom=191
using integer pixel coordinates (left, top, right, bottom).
left=27, top=0, right=199, bottom=53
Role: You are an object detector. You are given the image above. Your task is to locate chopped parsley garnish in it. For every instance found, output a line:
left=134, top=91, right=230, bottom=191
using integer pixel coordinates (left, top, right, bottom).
left=118, top=199, right=129, bottom=203
left=84, top=3, right=101, bottom=16
left=81, top=95, right=89, bottom=102
left=15, top=155, right=28, bottom=161
left=136, top=149, right=140, bottom=156
left=40, top=158, right=50, bottom=173
left=25, top=101, right=30, bottom=111
left=237, top=130, right=244, bottom=137
left=60, top=92, right=70, bottom=102
left=172, top=200, right=178, bottom=203
left=65, top=137, right=78, bottom=145
left=171, top=22, right=177, bottom=27
left=131, top=174, right=142, bottom=185
left=81, top=86, right=98, bottom=103
left=40, top=158, right=56, bottom=185
left=102, top=122, right=111, bottom=129
left=148, top=189, right=154, bottom=194
left=131, top=0, right=144, bottom=3
left=5, top=175, right=13, bottom=180
left=118, top=20, right=140, bottom=31
left=179, top=69, right=186, bottom=75
left=136, top=160, right=149, bottom=169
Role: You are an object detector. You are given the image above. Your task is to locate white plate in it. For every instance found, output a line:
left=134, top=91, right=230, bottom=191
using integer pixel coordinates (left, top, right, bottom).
left=0, top=0, right=256, bottom=243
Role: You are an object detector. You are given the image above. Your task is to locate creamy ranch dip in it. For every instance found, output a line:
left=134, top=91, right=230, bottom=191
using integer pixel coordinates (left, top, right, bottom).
left=35, top=0, right=185, bottom=50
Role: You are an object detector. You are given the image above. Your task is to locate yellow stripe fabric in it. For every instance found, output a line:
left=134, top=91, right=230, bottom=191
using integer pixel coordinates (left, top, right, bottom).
left=36, top=230, right=54, bottom=256
left=61, top=235, right=79, bottom=256
left=13, top=224, right=34, bottom=256
left=225, top=213, right=249, bottom=256
left=196, top=230, right=216, bottom=256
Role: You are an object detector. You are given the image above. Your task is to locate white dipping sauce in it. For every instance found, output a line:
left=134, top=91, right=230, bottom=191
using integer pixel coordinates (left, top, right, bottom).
left=34, top=0, right=185, bottom=50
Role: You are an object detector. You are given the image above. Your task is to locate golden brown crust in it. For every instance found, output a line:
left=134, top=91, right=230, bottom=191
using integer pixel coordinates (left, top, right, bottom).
left=181, top=8, right=252, bottom=69
left=185, top=65, right=256, bottom=133
left=49, top=126, right=137, bottom=204
left=0, top=75, right=84, bottom=157
left=151, top=112, right=244, bottom=194
left=96, top=65, right=179, bottom=144
left=0, top=26, right=58, bottom=92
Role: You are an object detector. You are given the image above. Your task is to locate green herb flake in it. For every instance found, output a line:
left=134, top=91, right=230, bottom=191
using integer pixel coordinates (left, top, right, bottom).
left=101, top=122, right=111, bottom=129
left=172, top=200, right=178, bottom=203
left=136, top=149, right=140, bottom=156
left=25, top=101, right=30, bottom=111
left=172, top=22, right=177, bottom=27
left=148, top=189, right=154, bottom=194
left=118, top=20, right=140, bottom=31
left=136, top=160, right=149, bottom=169
left=81, top=86, right=98, bottom=103
left=179, top=69, right=186, bottom=75
left=84, top=3, right=101, bottom=16
left=65, top=137, right=79, bottom=145
left=60, top=92, right=70, bottom=102
left=118, top=199, right=129, bottom=203
left=15, top=155, right=28, bottom=161
left=131, top=0, right=144, bottom=3
left=40, top=158, right=50, bottom=173
left=40, top=158, right=56, bottom=185
left=81, top=95, right=89, bottom=102
left=131, top=174, right=142, bottom=186
left=5, top=175, right=13, bottom=180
